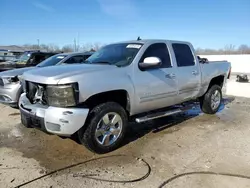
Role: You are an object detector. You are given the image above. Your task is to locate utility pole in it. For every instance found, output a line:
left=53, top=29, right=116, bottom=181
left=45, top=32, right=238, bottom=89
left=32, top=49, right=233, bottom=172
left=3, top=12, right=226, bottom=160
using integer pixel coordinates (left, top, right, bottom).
left=37, top=39, right=40, bottom=49
left=74, top=38, right=76, bottom=52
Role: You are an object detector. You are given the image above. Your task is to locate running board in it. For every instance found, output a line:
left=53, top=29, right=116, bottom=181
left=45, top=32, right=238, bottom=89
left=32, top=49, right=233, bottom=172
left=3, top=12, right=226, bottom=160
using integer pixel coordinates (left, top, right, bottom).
left=135, top=108, right=183, bottom=123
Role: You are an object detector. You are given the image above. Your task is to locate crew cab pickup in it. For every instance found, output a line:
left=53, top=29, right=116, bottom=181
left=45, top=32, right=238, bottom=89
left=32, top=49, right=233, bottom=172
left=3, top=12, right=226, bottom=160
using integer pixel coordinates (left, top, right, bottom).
left=19, top=39, right=231, bottom=154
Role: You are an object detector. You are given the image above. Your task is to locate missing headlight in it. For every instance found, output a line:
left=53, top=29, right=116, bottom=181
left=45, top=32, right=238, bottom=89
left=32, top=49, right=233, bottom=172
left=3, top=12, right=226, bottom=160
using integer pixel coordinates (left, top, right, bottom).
left=46, top=83, right=78, bottom=107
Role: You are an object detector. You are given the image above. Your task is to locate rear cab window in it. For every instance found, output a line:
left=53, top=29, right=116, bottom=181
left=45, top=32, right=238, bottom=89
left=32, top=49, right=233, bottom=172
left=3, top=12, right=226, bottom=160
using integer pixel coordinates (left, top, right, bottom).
left=172, top=43, right=195, bottom=67
left=140, top=43, right=172, bottom=69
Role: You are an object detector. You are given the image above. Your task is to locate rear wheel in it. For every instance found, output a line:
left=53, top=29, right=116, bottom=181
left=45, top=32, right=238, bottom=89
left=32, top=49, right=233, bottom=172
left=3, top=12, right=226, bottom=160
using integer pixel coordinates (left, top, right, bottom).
left=200, top=85, right=222, bottom=114
left=77, top=102, right=128, bottom=154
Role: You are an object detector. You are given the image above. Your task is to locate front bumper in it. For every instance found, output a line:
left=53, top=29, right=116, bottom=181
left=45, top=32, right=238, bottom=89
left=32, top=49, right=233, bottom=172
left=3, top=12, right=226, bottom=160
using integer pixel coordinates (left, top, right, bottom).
left=19, top=93, right=89, bottom=136
left=0, top=83, right=21, bottom=105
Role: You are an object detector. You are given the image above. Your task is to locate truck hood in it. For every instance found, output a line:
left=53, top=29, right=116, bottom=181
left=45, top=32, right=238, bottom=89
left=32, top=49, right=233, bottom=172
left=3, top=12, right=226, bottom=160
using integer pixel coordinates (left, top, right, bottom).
left=23, top=64, right=117, bottom=84
left=0, top=67, right=35, bottom=78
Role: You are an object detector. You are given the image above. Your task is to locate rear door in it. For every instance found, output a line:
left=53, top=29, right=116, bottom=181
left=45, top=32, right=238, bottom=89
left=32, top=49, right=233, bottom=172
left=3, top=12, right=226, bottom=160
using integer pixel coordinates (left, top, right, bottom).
left=133, top=42, right=179, bottom=114
left=171, top=43, right=201, bottom=101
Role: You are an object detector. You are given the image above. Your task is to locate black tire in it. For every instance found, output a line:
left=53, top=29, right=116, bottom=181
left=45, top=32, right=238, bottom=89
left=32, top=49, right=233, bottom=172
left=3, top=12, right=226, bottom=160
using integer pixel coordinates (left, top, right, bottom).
left=77, top=102, right=128, bottom=154
left=10, top=103, right=19, bottom=109
left=21, top=113, right=31, bottom=128
left=200, top=85, right=222, bottom=114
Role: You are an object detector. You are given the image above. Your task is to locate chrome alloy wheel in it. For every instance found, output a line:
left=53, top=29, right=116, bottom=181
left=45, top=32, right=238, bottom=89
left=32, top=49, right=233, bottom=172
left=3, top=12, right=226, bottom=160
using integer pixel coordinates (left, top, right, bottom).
left=95, top=112, right=123, bottom=146
left=211, top=89, right=221, bottom=110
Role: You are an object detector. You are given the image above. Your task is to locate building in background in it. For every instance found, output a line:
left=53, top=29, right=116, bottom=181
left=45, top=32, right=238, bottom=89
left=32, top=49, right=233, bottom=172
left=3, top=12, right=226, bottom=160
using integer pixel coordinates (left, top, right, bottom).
left=0, top=45, right=38, bottom=62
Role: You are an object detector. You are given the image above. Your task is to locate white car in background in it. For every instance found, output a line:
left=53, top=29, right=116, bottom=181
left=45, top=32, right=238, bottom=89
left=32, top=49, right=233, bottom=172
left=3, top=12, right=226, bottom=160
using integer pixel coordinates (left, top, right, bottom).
left=0, top=52, right=94, bottom=107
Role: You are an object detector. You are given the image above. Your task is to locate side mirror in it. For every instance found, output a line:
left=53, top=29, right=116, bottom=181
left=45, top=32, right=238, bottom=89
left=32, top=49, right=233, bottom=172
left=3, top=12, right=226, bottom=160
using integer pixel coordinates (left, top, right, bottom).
left=139, top=57, right=162, bottom=70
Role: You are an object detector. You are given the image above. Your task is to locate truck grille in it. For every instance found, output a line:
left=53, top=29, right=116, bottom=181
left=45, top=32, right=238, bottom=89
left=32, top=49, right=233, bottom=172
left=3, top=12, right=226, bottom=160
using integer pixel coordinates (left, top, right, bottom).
left=0, top=78, right=4, bottom=86
left=26, top=81, right=47, bottom=105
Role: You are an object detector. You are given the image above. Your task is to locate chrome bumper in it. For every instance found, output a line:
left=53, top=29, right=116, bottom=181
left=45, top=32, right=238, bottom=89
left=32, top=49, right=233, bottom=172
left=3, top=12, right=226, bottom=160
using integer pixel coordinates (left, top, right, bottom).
left=0, top=83, right=21, bottom=105
left=19, top=93, right=89, bottom=136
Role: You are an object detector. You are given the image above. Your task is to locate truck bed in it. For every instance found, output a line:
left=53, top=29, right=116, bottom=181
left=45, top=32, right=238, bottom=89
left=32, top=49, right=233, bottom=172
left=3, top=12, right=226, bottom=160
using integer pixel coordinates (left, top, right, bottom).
left=200, top=60, right=231, bottom=95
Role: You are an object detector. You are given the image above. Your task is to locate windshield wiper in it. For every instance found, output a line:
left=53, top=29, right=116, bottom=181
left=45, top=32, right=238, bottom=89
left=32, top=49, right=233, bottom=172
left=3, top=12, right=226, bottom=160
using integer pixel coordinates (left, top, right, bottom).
left=92, top=61, right=112, bottom=65
left=84, top=61, right=120, bottom=67
left=81, top=60, right=90, bottom=64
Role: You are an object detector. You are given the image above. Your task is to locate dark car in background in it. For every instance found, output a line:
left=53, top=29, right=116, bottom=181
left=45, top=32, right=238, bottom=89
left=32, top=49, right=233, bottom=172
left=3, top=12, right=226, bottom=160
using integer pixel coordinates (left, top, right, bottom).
left=0, top=51, right=58, bottom=72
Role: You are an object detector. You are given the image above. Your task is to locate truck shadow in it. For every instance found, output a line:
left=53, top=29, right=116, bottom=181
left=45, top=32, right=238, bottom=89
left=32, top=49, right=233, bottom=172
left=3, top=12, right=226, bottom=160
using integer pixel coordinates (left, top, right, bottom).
left=123, top=108, right=199, bottom=146
left=122, top=97, right=235, bottom=147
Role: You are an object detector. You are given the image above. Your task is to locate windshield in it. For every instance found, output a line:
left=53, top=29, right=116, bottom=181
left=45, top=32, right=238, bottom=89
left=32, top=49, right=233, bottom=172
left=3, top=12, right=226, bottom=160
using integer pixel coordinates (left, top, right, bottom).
left=86, top=43, right=142, bottom=67
left=36, top=54, right=67, bottom=67
left=16, top=52, right=31, bottom=64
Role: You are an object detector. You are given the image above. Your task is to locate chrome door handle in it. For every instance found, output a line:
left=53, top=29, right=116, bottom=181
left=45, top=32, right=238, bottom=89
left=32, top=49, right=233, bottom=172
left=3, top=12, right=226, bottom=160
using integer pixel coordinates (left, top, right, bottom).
left=192, top=71, right=198, bottom=75
left=165, top=73, right=176, bottom=79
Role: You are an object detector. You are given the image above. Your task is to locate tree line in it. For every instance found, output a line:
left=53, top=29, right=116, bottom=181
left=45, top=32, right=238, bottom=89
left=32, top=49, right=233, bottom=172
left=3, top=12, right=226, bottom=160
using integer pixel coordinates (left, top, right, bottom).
left=22, top=42, right=103, bottom=53
left=22, top=43, right=250, bottom=55
left=196, top=44, right=250, bottom=55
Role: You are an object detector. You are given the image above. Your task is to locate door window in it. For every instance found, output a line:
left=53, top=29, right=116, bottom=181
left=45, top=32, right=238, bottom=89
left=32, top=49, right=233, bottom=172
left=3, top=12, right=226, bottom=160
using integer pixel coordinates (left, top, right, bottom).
left=30, top=54, right=45, bottom=64
left=64, top=55, right=85, bottom=64
left=73, top=55, right=86, bottom=63
left=140, top=43, right=172, bottom=68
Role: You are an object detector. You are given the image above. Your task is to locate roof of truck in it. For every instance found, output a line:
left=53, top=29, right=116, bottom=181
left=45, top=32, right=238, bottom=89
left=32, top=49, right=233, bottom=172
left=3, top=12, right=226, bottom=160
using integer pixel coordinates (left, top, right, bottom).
left=112, top=39, right=191, bottom=45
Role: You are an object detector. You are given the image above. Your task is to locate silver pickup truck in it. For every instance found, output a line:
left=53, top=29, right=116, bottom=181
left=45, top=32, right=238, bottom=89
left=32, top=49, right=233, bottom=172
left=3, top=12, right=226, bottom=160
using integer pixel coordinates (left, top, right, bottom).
left=0, top=52, right=93, bottom=107
left=19, top=39, right=231, bottom=153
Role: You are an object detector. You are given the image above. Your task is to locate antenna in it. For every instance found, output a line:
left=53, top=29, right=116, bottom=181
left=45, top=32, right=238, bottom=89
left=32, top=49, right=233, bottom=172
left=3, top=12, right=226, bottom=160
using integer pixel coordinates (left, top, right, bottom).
left=137, top=36, right=141, bottom=41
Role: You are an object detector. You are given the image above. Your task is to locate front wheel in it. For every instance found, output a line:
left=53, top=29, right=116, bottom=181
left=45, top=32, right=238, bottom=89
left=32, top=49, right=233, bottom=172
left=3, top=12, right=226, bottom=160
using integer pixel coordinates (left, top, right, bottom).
left=21, top=113, right=32, bottom=128
left=77, top=102, right=128, bottom=154
left=200, top=85, right=222, bottom=114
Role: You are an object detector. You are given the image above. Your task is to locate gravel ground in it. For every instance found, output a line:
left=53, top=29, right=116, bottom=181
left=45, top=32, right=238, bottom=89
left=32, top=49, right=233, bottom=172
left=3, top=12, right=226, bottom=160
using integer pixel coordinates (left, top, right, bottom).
left=1, top=81, right=250, bottom=187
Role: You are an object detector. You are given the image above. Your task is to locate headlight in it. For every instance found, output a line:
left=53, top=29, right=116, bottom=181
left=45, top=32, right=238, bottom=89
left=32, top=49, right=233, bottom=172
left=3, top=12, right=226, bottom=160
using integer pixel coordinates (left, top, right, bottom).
left=18, top=75, right=24, bottom=83
left=17, top=75, right=26, bottom=91
left=46, top=84, right=77, bottom=107
left=2, top=76, right=19, bottom=85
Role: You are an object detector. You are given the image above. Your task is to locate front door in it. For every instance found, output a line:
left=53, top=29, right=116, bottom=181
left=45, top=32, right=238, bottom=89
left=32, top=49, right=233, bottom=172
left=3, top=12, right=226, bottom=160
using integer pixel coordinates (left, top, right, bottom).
left=132, top=42, right=179, bottom=114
